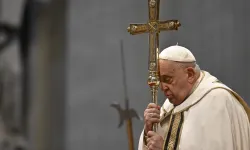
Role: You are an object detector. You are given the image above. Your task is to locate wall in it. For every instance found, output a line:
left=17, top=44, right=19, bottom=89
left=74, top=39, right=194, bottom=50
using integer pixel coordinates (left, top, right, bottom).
left=67, top=0, right=250, bottom=150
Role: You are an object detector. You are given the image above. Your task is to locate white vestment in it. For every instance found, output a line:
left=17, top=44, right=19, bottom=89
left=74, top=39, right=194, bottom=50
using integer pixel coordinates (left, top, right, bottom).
left=138, top=71, right=250, bottom=150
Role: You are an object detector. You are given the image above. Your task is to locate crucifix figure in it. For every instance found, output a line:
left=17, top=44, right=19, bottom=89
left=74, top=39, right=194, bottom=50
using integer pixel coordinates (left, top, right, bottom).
left=127, top=0, right=181, bottom=131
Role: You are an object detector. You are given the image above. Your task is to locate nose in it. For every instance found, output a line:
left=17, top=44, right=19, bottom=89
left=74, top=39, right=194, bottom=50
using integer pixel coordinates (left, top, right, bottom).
left=160, top=82, right=169, bottom=91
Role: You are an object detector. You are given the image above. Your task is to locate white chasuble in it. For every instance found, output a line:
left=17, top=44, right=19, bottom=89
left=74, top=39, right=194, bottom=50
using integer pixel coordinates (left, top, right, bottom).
left=138, top=71, right=250, bottom=150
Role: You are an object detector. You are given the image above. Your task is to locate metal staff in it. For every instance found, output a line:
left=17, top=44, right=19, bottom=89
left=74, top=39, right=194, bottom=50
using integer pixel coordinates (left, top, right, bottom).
left=127, top=0, right=181, bottom=131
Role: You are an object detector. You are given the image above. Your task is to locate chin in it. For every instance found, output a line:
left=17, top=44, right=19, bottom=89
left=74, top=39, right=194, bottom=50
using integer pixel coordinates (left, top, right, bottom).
left=169, top=98, right=182, bottom=106
left=168, top=98, right=175, bottom=104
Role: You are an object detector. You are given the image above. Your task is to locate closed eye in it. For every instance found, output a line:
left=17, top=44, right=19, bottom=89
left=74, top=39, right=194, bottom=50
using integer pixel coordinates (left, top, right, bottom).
left=160, top=75, right=173, bottom=84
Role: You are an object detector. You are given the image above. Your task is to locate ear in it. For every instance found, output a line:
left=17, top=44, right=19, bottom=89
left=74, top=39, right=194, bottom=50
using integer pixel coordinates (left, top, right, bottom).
left=186, top=67, right=195, bottom=83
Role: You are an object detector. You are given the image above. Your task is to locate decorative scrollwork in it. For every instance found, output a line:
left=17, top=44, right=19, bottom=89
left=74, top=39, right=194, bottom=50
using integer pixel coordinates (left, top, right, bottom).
left=148, top=22, right=158, bottom=32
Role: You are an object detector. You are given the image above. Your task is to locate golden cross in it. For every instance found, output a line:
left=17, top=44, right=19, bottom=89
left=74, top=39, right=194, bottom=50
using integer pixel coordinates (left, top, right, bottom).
left=127, top=0, right=181, bottom=132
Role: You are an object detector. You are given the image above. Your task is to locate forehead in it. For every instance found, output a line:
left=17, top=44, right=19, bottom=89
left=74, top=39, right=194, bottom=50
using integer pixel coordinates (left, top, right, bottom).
left=159, top=60, right=177, bottom=75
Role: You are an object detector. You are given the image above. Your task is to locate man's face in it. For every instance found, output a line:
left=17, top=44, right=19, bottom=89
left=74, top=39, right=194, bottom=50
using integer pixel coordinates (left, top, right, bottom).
left=159, top=60, right=194, bottom=105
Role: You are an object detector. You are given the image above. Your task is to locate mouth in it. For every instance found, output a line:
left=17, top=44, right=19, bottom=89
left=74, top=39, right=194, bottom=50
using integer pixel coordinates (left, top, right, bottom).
left=164, top=92, right=173, bottom=99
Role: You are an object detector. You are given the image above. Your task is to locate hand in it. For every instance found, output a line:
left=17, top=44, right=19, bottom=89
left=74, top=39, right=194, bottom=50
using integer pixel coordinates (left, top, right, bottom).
left=146, top=131, right=164, bottom=150
left=144, top=103, right=161, bottom=133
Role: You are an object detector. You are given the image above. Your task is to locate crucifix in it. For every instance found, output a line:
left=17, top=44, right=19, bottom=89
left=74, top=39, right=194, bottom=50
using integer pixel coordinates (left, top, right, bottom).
left=127, top=0, right=181, bottom=132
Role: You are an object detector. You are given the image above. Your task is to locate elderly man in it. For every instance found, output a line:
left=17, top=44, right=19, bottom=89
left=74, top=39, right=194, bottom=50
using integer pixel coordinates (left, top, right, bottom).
left=138, top=45, right=250, bottom=150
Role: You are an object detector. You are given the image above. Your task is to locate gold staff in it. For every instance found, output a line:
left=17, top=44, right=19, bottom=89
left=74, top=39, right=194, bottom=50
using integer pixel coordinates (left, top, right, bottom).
left=127, top=0, right=181, bottom=131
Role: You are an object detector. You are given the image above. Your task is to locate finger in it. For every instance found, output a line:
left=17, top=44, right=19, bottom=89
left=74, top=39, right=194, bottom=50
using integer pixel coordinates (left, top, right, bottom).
left=147, top=135, right=163, bottom=150
left=147, top=103, right=160, bottom=109
left=145, top=113, right=160, bottom=119
left=146, top=136, right=154, bottom=143
left=146, top=139, right=154, bottom=149
left=145, top=114, right=160, bottom=124
left=148, top=143, right=157, bottom=150
left=153, top=144, right=162, bottom=150
left=146, top=112, right=160, bottom=119
left=145, top=118, right=160, bottom=125
left=148, top=140, right=162, bottom=150
left=146, top=139, right=151, bottom=148
left=146, top=137, right=150, bottom=144
left=144, top=114, right=159, bottom=124
left=145, top=108, right=160, bottom=114
left=147, top=131, right=157, bottom=137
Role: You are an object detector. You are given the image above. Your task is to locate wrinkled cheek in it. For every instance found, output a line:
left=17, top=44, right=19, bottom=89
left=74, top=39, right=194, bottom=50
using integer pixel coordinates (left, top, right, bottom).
left=176, top=90, right=186, bottom=100
left=160, top=82, right=168, bottom=90
left=171, top=88, right=180, bottom=99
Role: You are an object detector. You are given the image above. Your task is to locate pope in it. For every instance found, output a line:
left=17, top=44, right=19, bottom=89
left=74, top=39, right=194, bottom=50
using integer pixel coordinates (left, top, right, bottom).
left=138, top=45, right=250, bottom=150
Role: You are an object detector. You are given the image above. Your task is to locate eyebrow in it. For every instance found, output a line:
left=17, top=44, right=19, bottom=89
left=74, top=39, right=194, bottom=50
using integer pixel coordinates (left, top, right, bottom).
left=159, top=75, right=173, bottom=80
left=159, top=75, right=173, bottom=83
left=160, top=75, right=172, bottom=78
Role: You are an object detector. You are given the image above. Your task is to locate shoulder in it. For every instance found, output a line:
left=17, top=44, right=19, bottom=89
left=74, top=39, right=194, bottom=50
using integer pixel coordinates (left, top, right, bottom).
left=206, top=88, right=232, bottom=98
left=190, top=88, right=231, bottom=114
left=202, top=88, right=247, bottom=118
left=205, top=88, right=243, bottom=106
left=204, top=88, right=235, bottom=105
left=187, top=88, right=234, bottom=124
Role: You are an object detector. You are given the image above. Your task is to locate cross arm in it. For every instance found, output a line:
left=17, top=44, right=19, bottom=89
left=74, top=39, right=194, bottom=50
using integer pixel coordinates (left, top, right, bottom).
left=127, top=24, right=149, bottom=35
left=158, top=20, right=181, bottom=32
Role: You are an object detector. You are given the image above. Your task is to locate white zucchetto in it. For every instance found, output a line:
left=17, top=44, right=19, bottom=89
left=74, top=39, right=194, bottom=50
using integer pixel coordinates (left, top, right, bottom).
left=159, top=45, right=196, bottom=62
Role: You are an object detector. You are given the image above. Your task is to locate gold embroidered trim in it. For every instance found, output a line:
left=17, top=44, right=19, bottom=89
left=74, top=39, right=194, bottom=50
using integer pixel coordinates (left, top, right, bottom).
left=163, top=112, right=184, bottom=150
left=162, top=113, right=173, bottom=150
left=167, top=113, right=181, bottom=150
left=176, top=114, right=184, bottom=150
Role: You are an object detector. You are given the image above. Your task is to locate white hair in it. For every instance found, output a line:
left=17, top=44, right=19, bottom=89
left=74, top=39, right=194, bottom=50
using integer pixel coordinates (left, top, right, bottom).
left=194, top=63, right=201, bottom=73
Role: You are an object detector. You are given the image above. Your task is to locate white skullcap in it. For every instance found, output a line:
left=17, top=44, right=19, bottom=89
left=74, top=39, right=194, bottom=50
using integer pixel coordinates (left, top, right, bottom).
left=159, top=45, right=196, bottom=62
